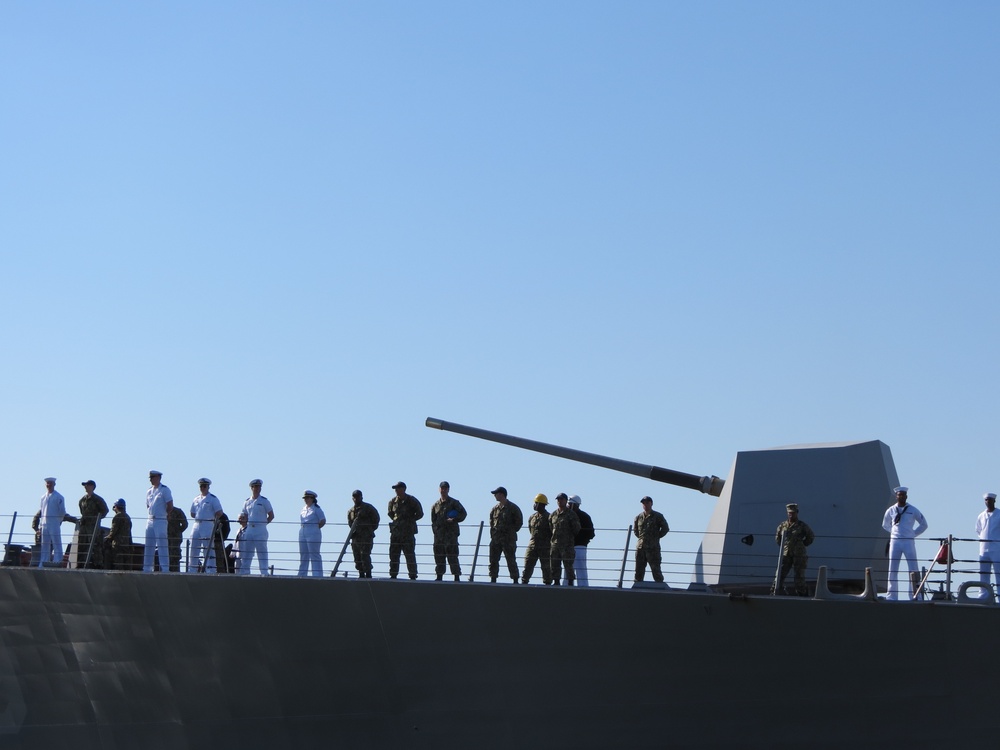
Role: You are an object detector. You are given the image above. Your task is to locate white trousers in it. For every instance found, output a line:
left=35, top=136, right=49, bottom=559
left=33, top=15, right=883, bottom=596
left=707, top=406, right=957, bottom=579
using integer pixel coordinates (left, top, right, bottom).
left=143, top=518, right=169, bottom=572
left=238, top=525, right=269, bottom=575
left=887, top=538, right=917, bottom=600
left=191, top=520, right=217, bottom=573
left=37, top=522, right=62, bottom=567
left=564, top=545, right=588, bottom=586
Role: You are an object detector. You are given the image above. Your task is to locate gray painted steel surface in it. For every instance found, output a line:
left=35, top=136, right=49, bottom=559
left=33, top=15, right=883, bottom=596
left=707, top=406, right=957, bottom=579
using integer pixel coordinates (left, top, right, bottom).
left=0, top=567, right=996, bottom=749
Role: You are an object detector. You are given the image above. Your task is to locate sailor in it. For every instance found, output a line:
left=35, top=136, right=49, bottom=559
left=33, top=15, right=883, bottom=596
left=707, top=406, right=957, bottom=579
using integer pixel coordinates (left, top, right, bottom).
left=549, top=492, right=580, bottom=585
left=104, top=499, right=133, bottom=570
left=976, top=492, right=1000, bottom=594
left=522, top=493, right=552, bottom=585
left=143, top=471, right=174, bottom=573
left=770, top=503, right=815, bottom=596
left=634, top=496, right=669, bottom=583
left=239, top=479, right=274, bottom=575
left=881, top=486, right=928, bottom=600
left=77, top=480, right=109, bottom=569
left=488, top=487, right=523, bottom=583
left=190, top=478, right=224, bottom=573
left=166, top=504, right=188, bottom=572
left=347, top=489, right=380, bottom=578
left=297, top=490, right=326, bottom=577
left=563, top=494, right=595, bottom=587
left=37, top=477, right=72, bottom=567
left=430, top=481, right=467, bottom=581
left=387, top=481, right=423, bottom=580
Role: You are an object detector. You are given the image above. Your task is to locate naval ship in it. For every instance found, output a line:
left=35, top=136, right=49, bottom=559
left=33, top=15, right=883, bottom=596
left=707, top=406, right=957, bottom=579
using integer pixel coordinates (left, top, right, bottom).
left=0, top=418, right=995, bottom=749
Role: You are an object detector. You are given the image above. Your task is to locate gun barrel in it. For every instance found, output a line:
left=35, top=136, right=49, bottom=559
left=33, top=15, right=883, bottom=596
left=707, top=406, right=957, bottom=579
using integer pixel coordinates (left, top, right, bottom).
left=425, top=418, right=724, bottom=496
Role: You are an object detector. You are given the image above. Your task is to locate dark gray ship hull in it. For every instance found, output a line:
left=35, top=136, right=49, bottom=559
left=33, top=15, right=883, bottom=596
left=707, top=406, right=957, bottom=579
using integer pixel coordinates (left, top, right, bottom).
left=0, top=567, right=993, bottom=749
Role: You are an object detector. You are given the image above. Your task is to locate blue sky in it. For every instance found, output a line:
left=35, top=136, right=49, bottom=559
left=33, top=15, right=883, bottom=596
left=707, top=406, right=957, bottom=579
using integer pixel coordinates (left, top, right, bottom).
left=2, top=3, right=997, bottom=584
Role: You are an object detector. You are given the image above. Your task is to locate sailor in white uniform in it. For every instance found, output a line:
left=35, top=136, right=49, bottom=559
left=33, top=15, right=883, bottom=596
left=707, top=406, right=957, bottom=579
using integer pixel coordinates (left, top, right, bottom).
left=976, top=492, right=1000, bottom=594
left=37, top=477, right=67, bottom=567
left=297, top=490, right=326, bottom=577
left=881, top=486, right=928, bottom=600
left=190, top=478, right=224, bottom=573
left=143, top=470, right=174, bottom=572
left=239, top=479, right=274, bottom=575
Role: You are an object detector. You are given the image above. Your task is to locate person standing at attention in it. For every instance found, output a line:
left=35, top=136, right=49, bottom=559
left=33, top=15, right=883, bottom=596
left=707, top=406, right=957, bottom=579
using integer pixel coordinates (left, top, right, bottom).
left=240, top=479, right=274, bottom=575
left=143, top=470, right=174, bottom=573
left=298, top=490, right=326, bottom=577
left=881, top=486, right=928, bottom=601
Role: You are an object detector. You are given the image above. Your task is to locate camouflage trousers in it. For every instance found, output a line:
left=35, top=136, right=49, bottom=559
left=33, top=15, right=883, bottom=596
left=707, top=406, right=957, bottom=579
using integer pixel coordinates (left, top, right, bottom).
left=389, top=532, right=418, bottom=579
left=773, top=554, right=808, bottom=595
left=522, top=543, right=552, bottom=584
left=433, top=537, right=461, bottom=577
left=352, top=538, right=375, bottom=577
left=489, top=534, right=519, bottom=581
left=77, top=523, right=104, bottom=569
left=550, top=541, right=576, bottom=584
left=634, top=545, right=663, bottom=582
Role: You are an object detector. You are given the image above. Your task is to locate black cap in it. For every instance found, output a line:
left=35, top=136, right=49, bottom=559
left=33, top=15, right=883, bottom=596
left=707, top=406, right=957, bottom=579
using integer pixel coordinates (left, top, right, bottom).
left=439, top=481, right=450, bottom=488
left=352, top=490, right=362, bottom=498
left=392, top=481, right=406, bottom=490
left=491, top=486, right=507, bottom=495
left=640, top=496, right=653, bottom=504
left=81, top=480, right=96, bottom=487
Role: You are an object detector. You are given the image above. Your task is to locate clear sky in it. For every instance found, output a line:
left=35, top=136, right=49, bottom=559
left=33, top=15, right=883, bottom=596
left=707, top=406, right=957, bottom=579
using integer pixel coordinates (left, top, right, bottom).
left=2, top=3, right=997, bottom=586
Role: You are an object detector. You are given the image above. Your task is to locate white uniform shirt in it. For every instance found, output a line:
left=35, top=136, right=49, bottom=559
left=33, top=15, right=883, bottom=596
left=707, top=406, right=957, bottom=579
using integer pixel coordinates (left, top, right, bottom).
left=976, top=509, right=1000, bottom=554
left=882, top=503, right=928, bottom=539
left=39, top=491, right=66, bottom=523
left=300, top=504, right=326, bottom=531
left=191, top=493, right=223, bottom=522
left=146, top=484, right=173, bottom=520
left=243, top=495, right=273, bottom=525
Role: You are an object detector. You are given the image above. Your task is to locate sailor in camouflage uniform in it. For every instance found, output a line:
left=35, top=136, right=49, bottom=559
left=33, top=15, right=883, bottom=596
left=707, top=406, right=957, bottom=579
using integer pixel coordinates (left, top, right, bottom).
left=634, top=496, right=669, bottom=582
left=104, top=498, right=133, bottom=570
left=77, top=480, right=109, bottom=569
left=771, top=502, right=815, bottom=596
left=549, top=492, right=581, bottom=586
left=488, top=487, right=523, bottom=583
left=387, top=482, right=423, bottom=579
left=348, top=490, right=380, bottom=578
left=430, top=481, right=467, bottom=581
left=521, top=493, right=552, bottom=585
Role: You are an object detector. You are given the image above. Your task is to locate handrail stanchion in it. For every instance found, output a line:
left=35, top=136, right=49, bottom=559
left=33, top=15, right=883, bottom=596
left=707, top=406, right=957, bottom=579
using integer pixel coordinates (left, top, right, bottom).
left=469, top=521, right=485, bottom=582
left=618, top=525, right=633, bottom=588
left=771, top=529, right=787, bottom=595
left=946, top=534, right=954, bottom=600
left=332, top=519, right=359, bottom=578
left=6, top=513, right=17, bottom=547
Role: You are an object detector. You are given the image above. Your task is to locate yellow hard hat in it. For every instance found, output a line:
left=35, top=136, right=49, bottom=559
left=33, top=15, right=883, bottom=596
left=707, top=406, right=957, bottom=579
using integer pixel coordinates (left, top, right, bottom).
left=534, top=493, right=549, bottom=505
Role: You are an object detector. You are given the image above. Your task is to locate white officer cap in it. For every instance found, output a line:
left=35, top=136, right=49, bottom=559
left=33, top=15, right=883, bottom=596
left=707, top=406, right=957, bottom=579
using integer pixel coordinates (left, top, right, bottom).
left=44, top=477, right=56, bottom=483
left=149, top=470, right=163, bottom=477
left=568, top=494, right=581, bottom=506
left=249, top=478, right=263, bottom=487
left=894, top=486, right=908, bottom=494
left=198, top=478, right=211, bottom=485
left=986, top=493, right=997, bottom=501
left=303, top=490, right=317, bottom=499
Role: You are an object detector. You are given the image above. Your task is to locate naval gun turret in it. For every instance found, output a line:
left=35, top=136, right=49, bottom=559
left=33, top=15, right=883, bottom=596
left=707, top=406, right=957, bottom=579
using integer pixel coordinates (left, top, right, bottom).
left=426, top=417, right=897, bottom=593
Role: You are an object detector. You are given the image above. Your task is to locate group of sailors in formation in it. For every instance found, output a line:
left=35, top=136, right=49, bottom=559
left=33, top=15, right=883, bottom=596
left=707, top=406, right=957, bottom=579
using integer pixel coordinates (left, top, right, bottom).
left=34, top=475, right=1000, bottom=596
left=31, top=473, right=673, bottom=583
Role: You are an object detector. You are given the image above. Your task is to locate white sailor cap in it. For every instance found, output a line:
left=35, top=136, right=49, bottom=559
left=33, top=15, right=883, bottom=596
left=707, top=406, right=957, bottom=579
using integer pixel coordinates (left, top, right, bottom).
left=894, top=486, right=908, bottom=494
left=986, top=493, right=997, bottom=501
